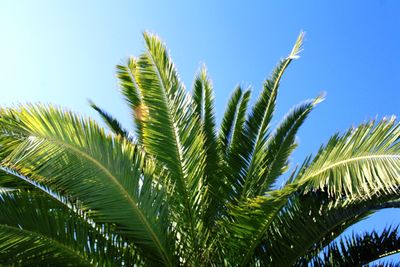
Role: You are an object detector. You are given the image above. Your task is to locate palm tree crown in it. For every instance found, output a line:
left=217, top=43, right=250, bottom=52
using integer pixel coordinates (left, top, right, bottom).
left=0, top=32, right=399, bottom=266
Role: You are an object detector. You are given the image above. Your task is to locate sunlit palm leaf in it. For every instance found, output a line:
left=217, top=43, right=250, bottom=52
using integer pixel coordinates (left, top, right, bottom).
left=218, top=86, right=243, bottom=156
left=297, top=117, right=400, bottom=199
left=192, top=66, right=224, bottom=230
left=234, top=32, right=305, bottom=200
left=223, top=89, right=251, bottom=200
left=0, top=105, right=173, bottom=266
left=135, top=32, right=207, bottom=263
left=221, top=187, right=296, bottom=266
left=250, top=95, right=323, bottom=196
left=116, top=57, right=144, bottom=140
left=0, top=31, right=399, bottom=266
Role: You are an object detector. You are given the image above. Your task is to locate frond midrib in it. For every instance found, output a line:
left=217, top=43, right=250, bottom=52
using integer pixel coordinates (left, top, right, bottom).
left=259, top=102, right=314, bottom=194
left=18, top=132, right=172, bottom=267
left=145, top=49, right=199, bottom=263
left=241, top=59, right=290, bottom=198
left=302, top=154, right=400, bottom=182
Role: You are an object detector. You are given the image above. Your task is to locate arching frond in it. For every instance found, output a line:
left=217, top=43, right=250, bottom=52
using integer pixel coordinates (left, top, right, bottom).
left=297, top=117, right=400, bottom=200
left=0, top=105, right=173, bottom=266
left=0, top=191, right=137, bottom=266
left=220, top=187, right=295, bottom=266
left=256, top=190, right=400, bottom=266
left=309, top=227, right=400, bottom=266
left=0, top=169, right=32, bottom=189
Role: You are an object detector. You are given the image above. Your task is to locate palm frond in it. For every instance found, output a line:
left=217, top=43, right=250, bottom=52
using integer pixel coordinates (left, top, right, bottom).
left=220, top=187, right=295, bottom=266
left=192, top=66, right=224, bottom=230
left=1, top=30, right=399, bottom=267
left=0, top=105, right=173, bottom=266
left=256, top=190, right=400, bottom=266
left=0, top=169, right=32, bottom=189
left=88, top=100, right=130, bottom=139
left=235, top=32, right=305, bottom=200
left=0, top=191, right=138, bottom=266
left=116, top=57, right=144, bottom=140
left=297, top=117, right=400, bottom=200
left=252, top=95, right=324, bottom=195
left=224, top=89, right=252, bottom=199
left=228, top=116, right=400, bottom=266
left=309, top=226, right=400, bottom=266
left=135, top=32, right=207, bottom=263
left=218, top=86, right=243, bottom=156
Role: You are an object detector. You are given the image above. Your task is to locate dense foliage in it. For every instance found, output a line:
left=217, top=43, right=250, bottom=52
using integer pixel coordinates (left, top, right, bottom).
left=0, top=32, right=399, bottom=266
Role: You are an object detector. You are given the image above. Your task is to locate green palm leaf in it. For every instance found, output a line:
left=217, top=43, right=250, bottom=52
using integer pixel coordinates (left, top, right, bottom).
left=223, top=116, right=400, bottom=266
left=0, top=105, right=173, bottom=266
left=135, top=32, right=207, bottom=263
left=297, top=117, right=400, bottom=199
left=89, top=99, right=130, bottom=139
left=192, top=66, right=224, bottom=230
left=221, top=187, right=295, bottom=266
left=0, top=169, right=33, bottom=189
left=0, top=191, right=136, bottom=266
left=0, top=31, right=399, bottom=266
left=233, top=32, right=305, bottom=200
left=222, top=88, right=252, bottom=204
left=257, top=191, right=400, bottom=266
left=309, top=226, right=400, bottom=266
left=251, top=95, right=324, bottom=196
left=116, top=57, right=144, bottom=140
left=218, top=86, right=244, bottom=156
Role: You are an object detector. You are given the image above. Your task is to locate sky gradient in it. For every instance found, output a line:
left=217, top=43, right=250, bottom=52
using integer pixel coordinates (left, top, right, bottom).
left=1, top=0, right=400, bottom=262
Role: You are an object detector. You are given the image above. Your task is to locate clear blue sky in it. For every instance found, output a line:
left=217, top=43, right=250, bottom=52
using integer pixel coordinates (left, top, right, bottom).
left=1, top=0, right=400, bottom=262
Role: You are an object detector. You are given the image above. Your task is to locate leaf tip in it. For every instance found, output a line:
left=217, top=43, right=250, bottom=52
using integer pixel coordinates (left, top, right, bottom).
left=287, top=31, right=305, bottom=60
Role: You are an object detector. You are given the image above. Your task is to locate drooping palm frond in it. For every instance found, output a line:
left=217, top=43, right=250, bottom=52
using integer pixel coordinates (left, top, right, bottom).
left=134, top=32, right=207, bottom=264
left=88, top=100, right=130, bottom=139
left=221, top=116, right=400, bottom=266
left=309, top=227, right=400, bottom=266
left=256, top=190, right=400, bottom=266
left=0, top=191, right=137, bottom=266
left=296, top=117, right=400, bottom=200
left=0, top=105, right=173, bottom=266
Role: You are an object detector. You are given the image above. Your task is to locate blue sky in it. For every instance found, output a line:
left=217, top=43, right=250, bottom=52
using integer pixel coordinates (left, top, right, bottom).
left=1, top=0, right=400, bottom=262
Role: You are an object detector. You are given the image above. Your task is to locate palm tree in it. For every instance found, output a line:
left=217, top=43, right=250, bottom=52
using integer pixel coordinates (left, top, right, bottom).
left=0, top=32, right=399, bottom=267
